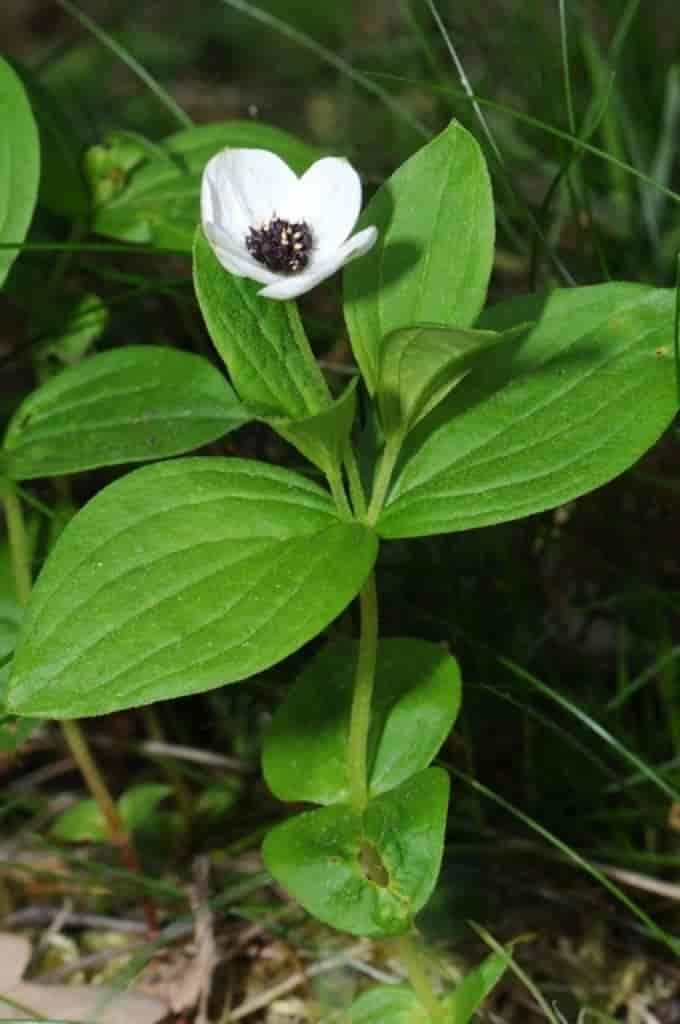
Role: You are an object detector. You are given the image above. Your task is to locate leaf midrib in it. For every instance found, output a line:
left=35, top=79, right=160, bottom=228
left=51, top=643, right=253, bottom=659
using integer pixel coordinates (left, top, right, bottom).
left=390, top=297, right=666, bottom=503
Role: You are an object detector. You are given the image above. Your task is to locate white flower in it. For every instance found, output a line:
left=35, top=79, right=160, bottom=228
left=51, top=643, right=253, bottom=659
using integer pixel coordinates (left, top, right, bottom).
left=200, top=148, right=378, bottom=301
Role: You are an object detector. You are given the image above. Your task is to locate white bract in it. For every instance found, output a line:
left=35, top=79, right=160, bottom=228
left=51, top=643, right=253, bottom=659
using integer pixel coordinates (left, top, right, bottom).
left=201, top=148, right=378, bottom=301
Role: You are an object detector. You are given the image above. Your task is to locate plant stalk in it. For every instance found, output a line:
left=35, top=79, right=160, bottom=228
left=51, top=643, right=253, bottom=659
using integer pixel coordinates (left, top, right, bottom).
left=367, top=433, right=403, bottom=525
left=347, top=572, right=379, bottom=812
left=344, top=447, right=368, bottom=519
left=327, top=464, right=353, bottom=519
left=2, top=490, right=32, bottom=606
left=395, top=934, right=444, bottom=1021
left=60, top=719, right=128, bottom=844
left=284, top=300, right=331, bottom=410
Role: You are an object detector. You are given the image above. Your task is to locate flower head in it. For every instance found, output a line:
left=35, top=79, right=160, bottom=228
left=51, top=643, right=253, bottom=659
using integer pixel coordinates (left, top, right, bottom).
left=201, top=148, right=377, bottom=301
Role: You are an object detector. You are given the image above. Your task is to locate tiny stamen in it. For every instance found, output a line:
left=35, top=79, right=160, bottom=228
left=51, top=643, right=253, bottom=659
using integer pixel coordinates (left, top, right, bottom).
left=246, top=217, right=313, bottom=274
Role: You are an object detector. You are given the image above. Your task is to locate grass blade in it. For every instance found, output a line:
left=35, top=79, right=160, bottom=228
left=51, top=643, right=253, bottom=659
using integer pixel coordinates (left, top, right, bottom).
left=499, top=656, right=680, bottom=804
left=54, top=0, right=193, bottom=129
left=369, top=72, right=680, bottom=208
left=421, top=0, right=575, bottom=286
left=606, top=643, right=680, bottom=712
left=219, top=0, right=429, bottom=141
left=451, top=767, right=679, bottom=956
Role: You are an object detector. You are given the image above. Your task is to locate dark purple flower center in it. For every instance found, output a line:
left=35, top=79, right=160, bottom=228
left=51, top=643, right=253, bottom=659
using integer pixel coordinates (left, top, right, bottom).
left=246, top=217, right=313, bottom=274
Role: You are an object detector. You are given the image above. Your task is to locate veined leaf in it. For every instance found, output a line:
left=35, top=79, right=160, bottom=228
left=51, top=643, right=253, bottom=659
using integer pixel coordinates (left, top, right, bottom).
left=194, top=227, right=329, bottom=419
left=0, top=519, right=39, bottom=709
left=343, top=121, right=494, bottom=393
left=267, top=379, right=357, bottom=476
left=378, top=323, right=517, bottom=440
left=3, top=346, right=248, bottom=479
left=8, top=458, right=377, bottom=718
left=263, top=768, right=449, bottom=938
left=0, top=57, right=40, bottom=287
left=263, top=637, right=461, bottom=805
left=379, top=284, right=678, bottom=537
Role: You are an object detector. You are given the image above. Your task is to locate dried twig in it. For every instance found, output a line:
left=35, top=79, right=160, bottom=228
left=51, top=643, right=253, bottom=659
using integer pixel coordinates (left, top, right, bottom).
left=594, top=862, right=680, bottom=902
left=229, top=942, right=373, bottom=1021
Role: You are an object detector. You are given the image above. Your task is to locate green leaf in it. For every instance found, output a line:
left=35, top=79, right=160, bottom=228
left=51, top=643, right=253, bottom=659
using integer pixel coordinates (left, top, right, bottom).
left=196, top=779, right=242, bottom=821
left=378, top=323, right=517, bottom=440
left=3, top=346, right=248, bottom=479
left=379, top=284, right=679, bottom=538
left=0, top=714, right=40, bottom=754
left=267, top=379, right=358, bottom=476
left=346, top=951, right=508, bottom=1023
left=0, top=57, right=40, bottom=288
left=51, top=797, right=108, bottom=842
left=118, top=783, right=171, bottom=832
left=0, top=541, right=24, bottom=681
left=34, top=293, right=109, bottom=367
left=262, top=767, right=449, bottom=937
left=84, top=131, right=147, bottom=207
left=91, top=121, right=321, bottom=250
left=442, top=950, right=508, bottom=1023
left=51, top=784, right=171, bottom=842
left=194, top=227, right=329, bottom=419
left=7, top=458, right=378, bottom=718
left=347, top=986, right=430, bottom=1023
left=0, top=615, right=20, bottom=709
left=263, top=638, right=461, bottom=805
left=343, top=121, right=494, bottom=394
left=163, top=121, right=322, bottom=176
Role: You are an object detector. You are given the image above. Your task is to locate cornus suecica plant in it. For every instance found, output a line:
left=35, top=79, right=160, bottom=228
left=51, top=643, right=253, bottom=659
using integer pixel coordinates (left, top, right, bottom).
left=2, top=51, right=679, bottom=1021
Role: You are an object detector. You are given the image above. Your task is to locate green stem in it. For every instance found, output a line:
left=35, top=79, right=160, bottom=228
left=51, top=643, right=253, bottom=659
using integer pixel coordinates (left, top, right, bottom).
left=62, top=716, right=158, bottom=934
left=367, top=433, right=403, bottom=525
left=55, top=0, right=193, bottom=129
left=60, top=719, right=126, bottom=842
left=395, top=934, right=443, bottom=1021
left=344, top=447, right=368, bottom=519
left=674, top=253, right=680, bottom=406
left=326, top=464, right=353, bottom=519
left=285, top=300, right=331, bottom=409
left=2, top=489, right=32, bottom=606
left=347, top=572, right=379, bottom=812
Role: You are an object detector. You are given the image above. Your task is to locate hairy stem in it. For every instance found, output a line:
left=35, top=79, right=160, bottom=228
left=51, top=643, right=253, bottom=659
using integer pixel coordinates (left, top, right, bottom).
left=348, top=572, right=379, bottom=812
